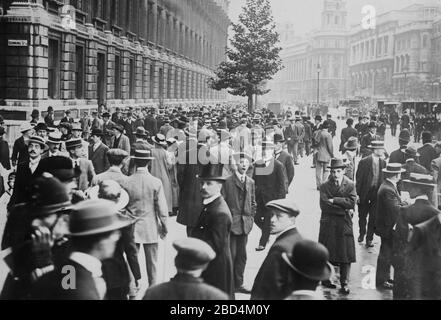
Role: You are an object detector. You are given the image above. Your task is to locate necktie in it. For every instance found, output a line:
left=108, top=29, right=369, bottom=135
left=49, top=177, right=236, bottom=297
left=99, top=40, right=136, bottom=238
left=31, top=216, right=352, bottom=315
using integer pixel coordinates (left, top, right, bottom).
left=335, top=180, right=339, bottom=188
left=94, top=275, right=107, bottom=300
left=241, top=176, right=245, bottom=184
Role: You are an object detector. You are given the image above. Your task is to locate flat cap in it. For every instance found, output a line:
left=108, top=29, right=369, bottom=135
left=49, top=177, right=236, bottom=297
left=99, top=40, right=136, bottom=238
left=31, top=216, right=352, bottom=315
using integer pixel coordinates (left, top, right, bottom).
left=266, top=198, right=300, bottom=217
left=174, top=238, right=216, bottom=271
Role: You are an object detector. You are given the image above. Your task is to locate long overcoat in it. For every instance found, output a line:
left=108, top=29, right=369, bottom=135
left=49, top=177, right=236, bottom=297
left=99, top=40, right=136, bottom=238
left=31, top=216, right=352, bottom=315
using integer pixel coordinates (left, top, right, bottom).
left=150, top=145, right=173, bottom=213
left=319, top=176, right=357, bottom=264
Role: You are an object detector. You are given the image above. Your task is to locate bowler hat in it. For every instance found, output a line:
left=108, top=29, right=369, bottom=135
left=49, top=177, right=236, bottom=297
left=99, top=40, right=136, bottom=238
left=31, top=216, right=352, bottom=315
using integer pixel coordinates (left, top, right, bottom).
left=28, top=136, right=46, bottom=148
left=383, top=163, right=405, bottom=174
left=282, top=240, right=333, bottom=282
left=34, top=123, right=48, bottom=132
left=65, top=138, right=83, bottom=150
left=266, top=198, right=300, bottom=217
left=328, top=158, right=347, bottom=170
left=404, top=145, right=420, bottom=158
left=315, top=115, right=322, bottom=121
left=422, top=131, right=433, bottom=143
left=344, top=137, right=359, bottom=151
left=31, top=109, right=39, bottom=117
left=368, top=141, right=385, bottom=149
left=152, top=133, right=167, bottom=146
left=131, top=149, right=154, bottom=160
left=38, top=156, right=81, bottom=182
left=399, top=130, right=411, bottom=143
left=68, top=200, right=133, bottom=237
left=102, top=112, right=110, bottom=118
left=273, top=133, right=285, bottom=144
left=174, top=238, right=216, bottom=271
left=402, top=173, right=437, bottom=188
left=47, top=132, right=62, bottom=144
left=198, top=163, right=228, bottom=181
left=30, top=173, right=73, bottom=218
left=91, top=129, right=104, bottom=137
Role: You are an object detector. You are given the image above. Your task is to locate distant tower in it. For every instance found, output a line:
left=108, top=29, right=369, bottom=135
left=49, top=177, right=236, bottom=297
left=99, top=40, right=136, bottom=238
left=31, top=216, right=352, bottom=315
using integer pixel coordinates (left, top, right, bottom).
left=321, top=0, right=347, bottom=30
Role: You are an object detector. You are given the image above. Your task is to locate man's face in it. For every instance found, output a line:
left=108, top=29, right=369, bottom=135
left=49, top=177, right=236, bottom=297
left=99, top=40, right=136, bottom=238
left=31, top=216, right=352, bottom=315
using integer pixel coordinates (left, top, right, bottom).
left=28, top=142, right=42, bottom=159
left=70, top=146, right=83, bottom=158
left=47, top=142, right=60, bottom=153
left=91, top=135, right=100, bottom=144
left=103, top=116, right=110, bottom=123
left=270, top=210, right=294, bottom=235
left=330, top=168, right=344, bottom=181
left=237, top=158, right=250, bottom=175
left=373, top=148, right=385, bottom=157
left=274, top=142, right=283, bottom=152
left=369, top=127, right=377, bottom=135
left=72, top=130, right=82, bottom=138
left=112, top=129, right=120, bottom=136
left=37, top=130, right=47, bottom=139
left=201, top=180, right=222, bottom=199
left=60, top=127, right=68, bottom=135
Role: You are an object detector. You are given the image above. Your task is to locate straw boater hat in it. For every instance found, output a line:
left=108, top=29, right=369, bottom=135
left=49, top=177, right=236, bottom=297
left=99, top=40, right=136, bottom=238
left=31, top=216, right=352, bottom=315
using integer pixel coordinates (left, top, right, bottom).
left=28, top=136, right=46, bottom=148
left=368, top=141, right=385, bottom=149
left=20, top=123, right=33, bottom=133
left=402, top=173, right=437, bottom=188
left=131, top=149, right=154, bottom=160
left=71, top=122, right=82, bottom=131
left=65, top=138, right=83, bottom=150
left=47, top=132, right=62, bottom=145
left=152, top=133, right=167, bottom=146
left=382, top=163, right=405, bottom=174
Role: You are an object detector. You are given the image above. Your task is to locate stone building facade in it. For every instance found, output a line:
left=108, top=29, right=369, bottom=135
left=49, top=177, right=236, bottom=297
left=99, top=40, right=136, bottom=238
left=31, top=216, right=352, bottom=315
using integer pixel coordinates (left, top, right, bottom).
left=0, top=0, right=229, bottom=122
left=268, top=0, right=349, bottom=105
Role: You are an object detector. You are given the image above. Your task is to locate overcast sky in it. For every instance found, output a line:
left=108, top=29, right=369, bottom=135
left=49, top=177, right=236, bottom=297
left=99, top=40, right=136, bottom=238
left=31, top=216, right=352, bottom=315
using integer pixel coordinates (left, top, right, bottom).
left=228, top=0, right=440, bottom=36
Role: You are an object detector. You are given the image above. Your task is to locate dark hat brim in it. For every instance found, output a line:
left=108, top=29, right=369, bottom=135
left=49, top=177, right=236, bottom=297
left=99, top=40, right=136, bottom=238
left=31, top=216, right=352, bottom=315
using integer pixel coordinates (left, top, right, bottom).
left=282, top=252, right=332, bottom=282
left=68, top=218, right=134, bottom=237
left=32, top=201, right=73, bottom=218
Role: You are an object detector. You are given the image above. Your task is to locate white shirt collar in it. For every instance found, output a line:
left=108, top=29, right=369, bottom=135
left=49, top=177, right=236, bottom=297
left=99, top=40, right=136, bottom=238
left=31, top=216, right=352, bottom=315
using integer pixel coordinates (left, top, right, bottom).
left=235, top=171, right=247, bottom=182
left=69, top=252, right=103, bottom=278
left=203, top=194, right=222, bottom=206
left=136, top=167, right=149, bottom=173
left=415, top=195, right=429, bottom=201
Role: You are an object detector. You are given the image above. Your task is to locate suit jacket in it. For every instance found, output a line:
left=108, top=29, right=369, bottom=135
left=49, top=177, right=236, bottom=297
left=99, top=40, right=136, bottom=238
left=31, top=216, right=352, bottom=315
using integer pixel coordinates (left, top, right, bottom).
left=316, top=130, right=334, bottom=163
left=44, top=115, right=54, bottom=127
left=376, top=180, right=404, bottom=239
left=276, top=150, right=295, bottom=186
left=143, top=273, right=229, bottom=300
left=123, top=120, right=136, bottom=144
left=292, top=122, right=305, bottom=142
left=418, top=144, right=437, bottom=172
left=303, top=121, right=313, bottom=142
left=283, top=126, right=295, bottom=145
left=251, top=228, right=303, bottom=300
left=9, top=161, right=41, bottom=206
left=75, top=158, right=96, bottom=191
left=0, top=139, right=11, bottom=170
left=126, top=170, right=168, bottom=244
left=356, top=155, right=386, bottom=204
left=190, top=196, right=234, bottom=299
left=110, top=134, right=131, bottom=154
left=389, top=148, right=407, bottom=165
left=102, top=120, right=115, bottom=146
left=144, top=116, right=158, bottom=136
left=88, top=143, right=110, bottom=175
left=29, top=259, right=100, bottom=300
left=253, top=158, right=288, bottom=206
left=222, top=174, right=256, bottom=235
left=360, top=133, right=381, bottom=158
left=11, top=136, right=29, bottom=165
left=339, top=127, right=358, bottom=152
left=93, top=167, right=129, bottom=189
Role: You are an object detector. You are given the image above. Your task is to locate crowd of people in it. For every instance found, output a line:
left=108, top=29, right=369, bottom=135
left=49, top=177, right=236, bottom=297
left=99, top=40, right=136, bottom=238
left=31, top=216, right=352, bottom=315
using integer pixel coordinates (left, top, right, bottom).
left=0, top=102, right=440, bottom=300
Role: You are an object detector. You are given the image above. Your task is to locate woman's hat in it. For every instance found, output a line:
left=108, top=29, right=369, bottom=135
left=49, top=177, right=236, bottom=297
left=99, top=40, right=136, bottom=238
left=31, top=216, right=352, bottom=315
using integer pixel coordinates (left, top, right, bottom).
left=368, top=141, right=385, bottom=149
left=282, top=240, right=333, bottom=282
left=344, top=137, right=359, bottom=151
left=152, top=133, right=167, bottom=146
left=131, top=149, right=154, bottom=160
left=88, top=180, right=130, bottom=212
left=198, top=163, right=228, bottom=181
left=68, top=199, right=133, bottom=237
left=383, top=163, right=406, bottom=174
left=328, top=158, right=347, bottom=170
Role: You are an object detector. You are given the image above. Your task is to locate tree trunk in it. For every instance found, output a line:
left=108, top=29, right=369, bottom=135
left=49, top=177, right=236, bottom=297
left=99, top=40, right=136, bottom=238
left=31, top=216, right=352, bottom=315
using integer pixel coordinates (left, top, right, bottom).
left=248, top=94, right=254, bottom=113
left=254, top=94, right=258, bottom=109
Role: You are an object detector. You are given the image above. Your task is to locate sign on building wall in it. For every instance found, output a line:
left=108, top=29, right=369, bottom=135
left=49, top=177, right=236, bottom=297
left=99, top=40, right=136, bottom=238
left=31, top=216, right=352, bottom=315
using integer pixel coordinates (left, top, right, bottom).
left=8, top=40, right=28, bottom=47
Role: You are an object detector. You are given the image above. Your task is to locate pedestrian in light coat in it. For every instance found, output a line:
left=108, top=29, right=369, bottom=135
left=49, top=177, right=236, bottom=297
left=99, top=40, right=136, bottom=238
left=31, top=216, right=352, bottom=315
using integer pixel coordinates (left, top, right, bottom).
left=315, top=122, right=334, bottom=190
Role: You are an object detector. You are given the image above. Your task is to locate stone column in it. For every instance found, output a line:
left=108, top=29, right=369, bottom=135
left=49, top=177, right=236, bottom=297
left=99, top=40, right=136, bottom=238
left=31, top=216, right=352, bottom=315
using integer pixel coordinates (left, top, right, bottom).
left=106, top=33, right=115, bottom=101
left=85, top=24, right=98, bottom=101
left=120, top=39, right=130, bottom=99
left=135, top=50, right=143, bottom=100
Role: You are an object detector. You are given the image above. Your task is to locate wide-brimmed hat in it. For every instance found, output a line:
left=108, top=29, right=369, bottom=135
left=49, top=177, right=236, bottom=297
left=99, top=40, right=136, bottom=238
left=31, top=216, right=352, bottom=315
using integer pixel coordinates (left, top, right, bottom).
left=47, top=132, right=62, bottom=144
left=368, top=141, right=385, bottom=149
left=383, top=163, right=405, bottom=174
left=404, top=145, right=420, bottom=158
left=134, top=127, right=148, bottom=138
left=198, top=163, right=228, bottom=181
left=273, top=133, right=285, bottom=144
left=20, top=123, right=33, bottom=133
left=282, top=240, right=333, bottom=282
left=328, top=158, right=347, bottom=170
left=28, top=136, right=46, bottom=148
left=91, top=129, right=104, bottom=137
left=152, top=133, right=167, bottom=146
left=174, top=238, right=216, bottom=271
left=29, top=173, right=73, bottom=218
left=65, top=138, right=83, bottom=150
left=131, top=149, right=154, bottom=160
left=38, top=156, right=81, bottom=181
left=402, top=173, right=437, bottom=188
left=344, top=137, right=359, bottom=151
left=88, top=181, right=130, bottom=212
left=68, top=200, right=133, bottom=237
left=34, top=123, right=48, bottom=132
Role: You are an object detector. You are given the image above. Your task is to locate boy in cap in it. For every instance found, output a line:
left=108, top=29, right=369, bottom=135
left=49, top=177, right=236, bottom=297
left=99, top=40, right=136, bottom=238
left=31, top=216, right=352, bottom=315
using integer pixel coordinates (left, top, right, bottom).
left=143, top=238, right=228, bottom=300
left=66, top=138, right=96, bottom=192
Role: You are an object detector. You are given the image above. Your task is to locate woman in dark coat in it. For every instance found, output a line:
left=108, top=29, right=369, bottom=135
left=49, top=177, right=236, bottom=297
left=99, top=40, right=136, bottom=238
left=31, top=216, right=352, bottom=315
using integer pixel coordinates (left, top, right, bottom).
left=319, top=159, right=357, bottom=295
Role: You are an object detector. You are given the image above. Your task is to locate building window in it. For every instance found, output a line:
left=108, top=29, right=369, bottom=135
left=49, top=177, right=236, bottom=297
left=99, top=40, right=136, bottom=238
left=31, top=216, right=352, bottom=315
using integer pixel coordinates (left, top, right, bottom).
left=93, top=0, right=105, bottom=19
left=110, top=0, right=119, bottom=26
left=175, top=69, right=179, bottom=99
left=150, top=63, right=155, bottom=99
left=97, top=52, right=107, bottom=105
left=142, top=58, right=147, bottom=99
left=167, top=67, right=172, bottom=99
left=129, top=58, right=135, bottom=99
left=75, top=45, right=85, bottom=99
left=181, top=71, right=185, bottom=98
left=48, top=39, right=60, bottom=99
left=115, top=54, right=121, bottom=99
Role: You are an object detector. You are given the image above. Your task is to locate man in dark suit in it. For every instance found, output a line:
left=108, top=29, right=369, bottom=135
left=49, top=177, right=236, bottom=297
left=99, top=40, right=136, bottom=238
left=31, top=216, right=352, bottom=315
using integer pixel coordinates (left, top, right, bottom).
left=253, top=141, right=288, bottom=251
left=144, top=110, right=158, bottom=136
left=375, top=163, right=406, bottom=290
left=190, top=163, right=234, bottom=299
left=123, top=112, right=136, bottom=144
left=29, top=199, right=133, bottom=300
left=389, top=129, right=411, bottom=165
left=418, top=132, right=437, bottom=172
left=356, top=141, right=387, bottom=247
left=315, top=122, right=334, bottom=190
left=302, top=116, right=313, bottom=157
left=323, top=114, right=337, bottom=138
left=11, top=123, right=34, bottom=167
left=393, top=173, right=439, bottom=300
left=251, top=198, right=302, bottom=300
left=222, top=153, right=256, bottom=293
left=143, top=238, right=228, bottom=300
left=274, top=134, right=295, bottom=187
left=402, top=146, right=428, bottom=181
left=88, top=129, right=110, bottom=175
left=283, top=119, right=295, bottom=160
left=360, top=122, right=381, bottom=158
left=60, top=110, right=74, bottom=124
left=44, top=106, right=55, bottom=127
left=0, top=126, right=11, bottom=171
left=339, top=118, right=358, bottom=153
left=101, top=112, right=115, bottom=147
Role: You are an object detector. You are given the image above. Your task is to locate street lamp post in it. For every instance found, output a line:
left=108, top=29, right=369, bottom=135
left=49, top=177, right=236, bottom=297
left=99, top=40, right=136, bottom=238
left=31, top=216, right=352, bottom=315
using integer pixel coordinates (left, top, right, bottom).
left=317, top=63, right=321, bottom=106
